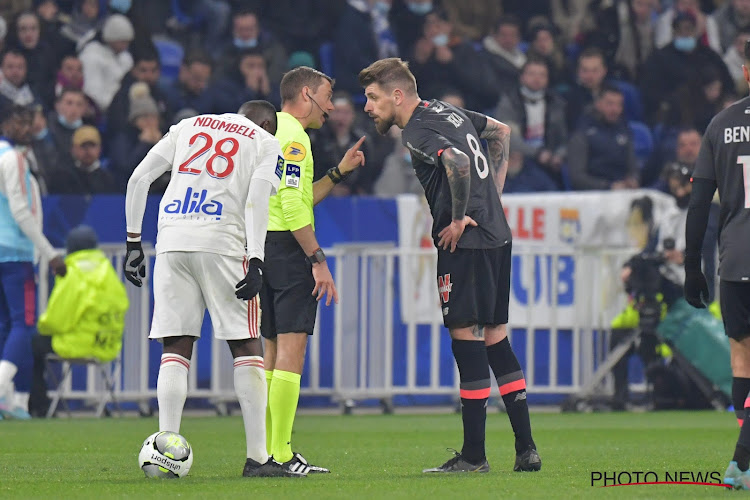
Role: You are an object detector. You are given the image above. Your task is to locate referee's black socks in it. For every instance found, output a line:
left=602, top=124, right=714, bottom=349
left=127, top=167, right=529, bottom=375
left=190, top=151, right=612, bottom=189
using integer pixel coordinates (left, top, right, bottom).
left=487, top=337, right=536, bottom=454
left=451, top=339, right=490, bottom=465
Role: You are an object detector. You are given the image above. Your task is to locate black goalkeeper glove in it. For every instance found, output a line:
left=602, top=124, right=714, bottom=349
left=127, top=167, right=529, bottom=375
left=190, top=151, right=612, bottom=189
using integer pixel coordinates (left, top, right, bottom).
left=124, top=240, right=146, bottom=287
left=235, top=258, right=263, bottom=300
left=684, top=255, right=708, bottom=309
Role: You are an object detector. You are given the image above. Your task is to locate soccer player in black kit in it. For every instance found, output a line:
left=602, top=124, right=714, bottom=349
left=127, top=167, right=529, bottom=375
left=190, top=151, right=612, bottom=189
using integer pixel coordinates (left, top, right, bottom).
left=359, top=58, right=540, bottom=473
left=686, top=40, right=750, bottom=490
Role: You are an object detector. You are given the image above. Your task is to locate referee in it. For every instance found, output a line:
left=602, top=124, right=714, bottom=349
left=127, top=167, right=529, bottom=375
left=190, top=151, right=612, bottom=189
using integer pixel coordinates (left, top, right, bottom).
left=686, top=40, right=750, bottom=490
left=261, top=66, right=365, bottom=475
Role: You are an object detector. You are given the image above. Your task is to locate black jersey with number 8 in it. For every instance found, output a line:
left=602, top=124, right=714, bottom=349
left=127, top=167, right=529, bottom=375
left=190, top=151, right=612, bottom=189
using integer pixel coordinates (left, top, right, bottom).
left=401, top=99, right=511, bottom=249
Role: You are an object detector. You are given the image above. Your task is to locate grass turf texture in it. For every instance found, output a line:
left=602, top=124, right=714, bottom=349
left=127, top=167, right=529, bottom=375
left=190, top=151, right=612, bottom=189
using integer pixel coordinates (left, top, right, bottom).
left=0, top=411, right=738, bottom=499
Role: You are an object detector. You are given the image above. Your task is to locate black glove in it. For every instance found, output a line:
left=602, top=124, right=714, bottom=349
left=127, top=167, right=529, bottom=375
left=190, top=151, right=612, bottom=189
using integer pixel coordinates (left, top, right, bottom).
left=684, top=268, right=709, bottom=308
left=124, top=240, right=146, bottom=287
left=235, top=258, right=263, bottom=300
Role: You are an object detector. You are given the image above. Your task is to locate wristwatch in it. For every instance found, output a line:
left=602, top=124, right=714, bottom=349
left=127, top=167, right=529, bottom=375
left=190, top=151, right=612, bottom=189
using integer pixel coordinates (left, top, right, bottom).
left=308, top=248, right=326, bottom=265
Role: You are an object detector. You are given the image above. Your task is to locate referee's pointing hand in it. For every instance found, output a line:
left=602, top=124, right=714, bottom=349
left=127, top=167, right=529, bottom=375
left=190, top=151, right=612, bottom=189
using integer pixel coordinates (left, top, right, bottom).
left=338, top=136, right=366, bottom=175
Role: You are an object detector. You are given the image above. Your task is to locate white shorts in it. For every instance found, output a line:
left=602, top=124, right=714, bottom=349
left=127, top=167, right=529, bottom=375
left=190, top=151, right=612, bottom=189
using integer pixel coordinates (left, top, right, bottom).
left=149, top=252, right=260, bottom=340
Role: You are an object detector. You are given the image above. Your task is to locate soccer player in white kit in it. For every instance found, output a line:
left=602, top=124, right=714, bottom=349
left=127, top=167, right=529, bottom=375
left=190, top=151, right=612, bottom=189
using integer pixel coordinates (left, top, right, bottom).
left=124, top=101, right=302, bottom=477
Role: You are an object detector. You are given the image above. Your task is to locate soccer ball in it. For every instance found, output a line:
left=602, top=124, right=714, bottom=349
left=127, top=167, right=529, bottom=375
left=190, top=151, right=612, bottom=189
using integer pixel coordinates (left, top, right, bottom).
left=138, top=431, right=193, bottom=478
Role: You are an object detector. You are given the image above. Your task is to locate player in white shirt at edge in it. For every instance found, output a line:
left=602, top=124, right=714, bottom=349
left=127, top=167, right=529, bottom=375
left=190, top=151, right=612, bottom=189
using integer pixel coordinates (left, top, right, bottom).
left=123, top=100, right=303, bottom=478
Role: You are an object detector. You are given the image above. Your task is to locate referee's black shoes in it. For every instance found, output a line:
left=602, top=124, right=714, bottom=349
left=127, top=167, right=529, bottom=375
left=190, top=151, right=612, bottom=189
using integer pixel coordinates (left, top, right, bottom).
left=514, top=446, right=542, bottom=472
left=242, top=457, right=307, bottom=477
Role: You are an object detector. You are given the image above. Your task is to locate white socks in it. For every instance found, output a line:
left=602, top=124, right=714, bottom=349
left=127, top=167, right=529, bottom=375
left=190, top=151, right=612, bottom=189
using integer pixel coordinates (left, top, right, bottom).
left=13, top=392, right=29, bottom=411
left=0, top=360, right=18, bottom=399
left=233, top=356, right=268, bottom=464
left=157, top=353, right=190, bottom=433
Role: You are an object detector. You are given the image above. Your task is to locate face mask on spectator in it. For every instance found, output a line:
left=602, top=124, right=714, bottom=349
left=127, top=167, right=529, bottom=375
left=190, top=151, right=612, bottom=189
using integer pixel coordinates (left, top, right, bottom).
left=673, top=36, right=696, bottom=52
left=520, top=86, right=545, bottom=102
left=109, top=0, right=132, bottom=13
left=432, top=33, right=448, bottom=47
left=403, top=151, right=411, bottom=163
left=58, top=114, right=82, bottom=129
left=234, top=37, right=258, bottom=49
left=34, top=127, right=48, bottom=140
left=373, top=1, right=391, bottom=14
left=406, top=1, right=432, bottom=15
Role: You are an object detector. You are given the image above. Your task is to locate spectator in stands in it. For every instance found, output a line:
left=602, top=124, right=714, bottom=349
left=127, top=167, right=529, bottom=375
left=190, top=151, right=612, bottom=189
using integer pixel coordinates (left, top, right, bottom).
left=640, top=12, right=733, bottom=123
left=440, top=0, right=501, bottom=41
left=168, top=0, right=230, bottom=56
left=33, top=0, right=75, bottom=66
left=53, top=54, right=99, bottom=124
left=60, top=0, right=103, bottom=51
left=213, top=50, right=280, bottom=112
left=310, top=91, right=374, bottom=195
left=110, top=82, right=163, bottom=191
left=215, top=9, right=287, bottom=86
left=654, top=0, right=720, bottom=53
left=583, top=0, right=658, bottom=82
left=649, top=127, right=702, bottom=191
left=334, top=0, right=398, bottom=95
left=11, top=11, right=57, bottom=108
left=30, top=225, right=128, bottom=417
left=54, top=125, right=116, bottom=194
left=710, top=0, right=750, bottom=55
left=723, top=29, right=750, bottom=96
left=410, top=9, right=495, bottom=111
left=27, top=105, right=56, bottom=194
left=482, top=15, right=527, bottom=96
left=526, top=22, right=569, bottom=89
left=374, top=127, right=423, bottom=195
left=563, top=47, right=609, bottom=130
left=47, top=87, right=86, bottom=166
left=0, top=104, right=66, bottom=420
left=568, top=83, right=639, bottom=190
left=496, top=57, right=567, bottom=192
left=662, top=66, right=728, bottom=134
left=261, top=0, right=344, bottom=55
left=389, top=0, right=433, bottom=59
left=164, top=51, right=215, bottom=116
left=79, top=13, right=135, bottom=112
left=0, top=49, right=39, bottom=109
left=107, top=45, right=169, bottom=137
left=550, top=0, right=594, bottom=46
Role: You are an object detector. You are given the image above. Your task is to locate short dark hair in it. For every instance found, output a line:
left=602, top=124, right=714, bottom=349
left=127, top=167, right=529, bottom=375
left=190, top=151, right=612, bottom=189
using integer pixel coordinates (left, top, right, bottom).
left=280, top=66, right=334, bottom=105
left=1, top=48, right=26, bottom=65
left=183, top=50, right=213, bottom=69
left=131, top=44, right=160, bottom=66
left=496, top=14, right=521, bottom=32
left=578, top=47, right=606, bottom=66
left=56, top=87, right=85, bottom=101
left=0, top=103, right=32, bottom=124
left=598, top=81, right=623, bottom=98
left=238, top=99, right=278, bottom=134
left=521, top=55, right=549, bottom=74
left=358, top=57, right=417, bottom=96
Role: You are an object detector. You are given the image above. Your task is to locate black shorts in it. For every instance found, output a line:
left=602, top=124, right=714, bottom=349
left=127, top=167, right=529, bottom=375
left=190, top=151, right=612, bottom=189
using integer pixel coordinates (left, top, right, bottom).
left=436, top=243, right=511, bottom=329
left=260, top=232, right=317, bottom=338
left=720, top=280, right=750, bottom=340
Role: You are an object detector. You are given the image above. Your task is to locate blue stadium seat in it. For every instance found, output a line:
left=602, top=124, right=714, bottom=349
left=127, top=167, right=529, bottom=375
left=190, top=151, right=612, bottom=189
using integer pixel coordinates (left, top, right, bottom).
left=628, top=120, right=653, bottom=169
left=613, top=80, right=644, bottom=122
left=319, top=42, right=335, bottom=78
left=153, top=36, right=184, bottom=87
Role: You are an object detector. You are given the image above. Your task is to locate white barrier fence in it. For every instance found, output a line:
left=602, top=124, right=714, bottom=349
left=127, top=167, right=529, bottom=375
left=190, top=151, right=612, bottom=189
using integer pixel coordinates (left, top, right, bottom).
left=38, top=244, right=637, bottom=412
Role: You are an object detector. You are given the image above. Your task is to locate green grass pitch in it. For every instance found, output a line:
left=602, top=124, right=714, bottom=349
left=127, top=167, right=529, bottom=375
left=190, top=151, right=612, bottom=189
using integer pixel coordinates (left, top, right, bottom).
left=0, top=411, right=740, bottom=499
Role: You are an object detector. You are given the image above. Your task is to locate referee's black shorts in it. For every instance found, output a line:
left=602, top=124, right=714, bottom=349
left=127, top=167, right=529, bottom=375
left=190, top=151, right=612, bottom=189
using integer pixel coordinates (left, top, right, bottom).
left=436, top=242, right=511, bottom=329
left=260, top=231, right=317, bottom=338
left=720, top=280, right=750, bottom=341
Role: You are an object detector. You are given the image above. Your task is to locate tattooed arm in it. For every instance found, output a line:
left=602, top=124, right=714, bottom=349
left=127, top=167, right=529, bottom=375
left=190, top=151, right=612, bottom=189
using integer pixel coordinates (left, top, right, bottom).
left=441, top=147, right=471, bottom=221
left=479, top=116, right=511, bottom=196
left=436, top=147, right=477, bottom=252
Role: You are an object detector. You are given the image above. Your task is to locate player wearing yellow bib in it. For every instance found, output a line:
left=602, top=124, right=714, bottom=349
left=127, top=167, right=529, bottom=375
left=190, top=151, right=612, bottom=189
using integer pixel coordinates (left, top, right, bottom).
left=261, top=66, right=366, bottom=475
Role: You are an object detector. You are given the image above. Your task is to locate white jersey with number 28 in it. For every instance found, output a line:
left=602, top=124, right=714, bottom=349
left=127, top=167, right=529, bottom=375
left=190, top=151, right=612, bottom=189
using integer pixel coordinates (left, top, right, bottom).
left=148, top=113, right=282, bottom=257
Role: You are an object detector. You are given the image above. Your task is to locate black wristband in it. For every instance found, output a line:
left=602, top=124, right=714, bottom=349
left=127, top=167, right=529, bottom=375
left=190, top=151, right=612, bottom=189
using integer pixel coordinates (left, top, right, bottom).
left=308, top=248, right=326, bottom=265
left=327, top=168, right=342, bottom=184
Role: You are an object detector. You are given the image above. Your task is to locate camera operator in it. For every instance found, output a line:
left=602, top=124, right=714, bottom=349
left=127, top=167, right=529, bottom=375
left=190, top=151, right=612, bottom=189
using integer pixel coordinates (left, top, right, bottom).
left=610, top=165, right=718, bottom=410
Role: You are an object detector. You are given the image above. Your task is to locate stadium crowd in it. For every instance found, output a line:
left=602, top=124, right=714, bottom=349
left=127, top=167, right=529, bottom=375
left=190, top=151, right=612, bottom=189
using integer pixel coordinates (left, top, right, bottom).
left=0, top=0, right=743, bottom=198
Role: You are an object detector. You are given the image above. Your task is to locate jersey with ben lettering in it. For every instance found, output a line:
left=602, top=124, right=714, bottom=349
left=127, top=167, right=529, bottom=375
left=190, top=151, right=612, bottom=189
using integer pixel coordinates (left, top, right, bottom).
left=401, top=99, right=511, bottom=249
left=692, top=95, right=750, bottom=281
left=149, top=113, right=282, bottom=257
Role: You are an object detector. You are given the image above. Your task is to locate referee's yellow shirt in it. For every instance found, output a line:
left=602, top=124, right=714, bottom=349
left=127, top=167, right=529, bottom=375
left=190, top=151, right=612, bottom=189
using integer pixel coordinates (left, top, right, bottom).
left=268, top=112, right=314, bottom=231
